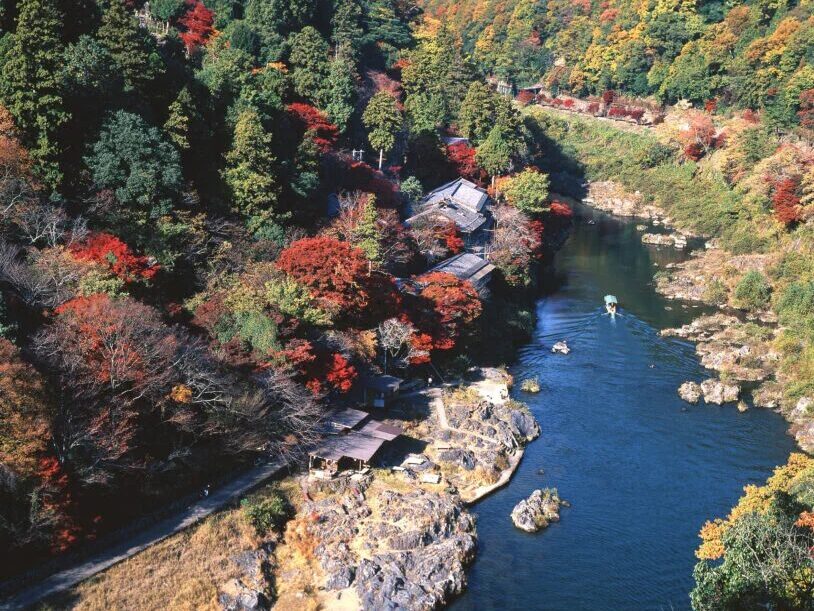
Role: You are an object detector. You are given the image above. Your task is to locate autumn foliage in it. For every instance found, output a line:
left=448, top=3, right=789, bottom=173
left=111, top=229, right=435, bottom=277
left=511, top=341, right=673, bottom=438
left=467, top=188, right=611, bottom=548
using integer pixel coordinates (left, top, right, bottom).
left=178, top=0, right=215, bottom=55
left=69, top=232, right=158, bottom=281
left=407, top=272, right=482, bottom=354
left=771, top=177, right=801, bottom=225
left=446, top=142, right=487, bottom=184
left=276, top=237, right=370, bottom=313
left=281, top=339, right=357, bottom=395
left=679, top=113, right=717, bottom=161
left=441, top=220, right=464, bottom=254
left=286, top=103, right=339, bottom=152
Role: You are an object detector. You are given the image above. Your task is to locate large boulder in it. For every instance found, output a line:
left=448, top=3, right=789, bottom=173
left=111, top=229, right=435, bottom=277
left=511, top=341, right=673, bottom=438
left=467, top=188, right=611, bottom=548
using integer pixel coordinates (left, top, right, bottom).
left=218, top=579, right=267, bottom=611
left=510, top=409, right=541, bottom=442
left=700, top=378, right=740, bottom=405
left=437, top=448, right=476, bottom=471
left=642, top=233, right=686, bottom=248
left=678, top=381, right=702, bottom=404
left=511, top=488, right=562, bottom=533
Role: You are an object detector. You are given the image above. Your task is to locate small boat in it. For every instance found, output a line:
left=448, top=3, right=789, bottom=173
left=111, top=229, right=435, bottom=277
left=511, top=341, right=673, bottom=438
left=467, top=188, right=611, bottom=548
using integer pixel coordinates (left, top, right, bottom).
left=605, top=294, right=618, bottom=316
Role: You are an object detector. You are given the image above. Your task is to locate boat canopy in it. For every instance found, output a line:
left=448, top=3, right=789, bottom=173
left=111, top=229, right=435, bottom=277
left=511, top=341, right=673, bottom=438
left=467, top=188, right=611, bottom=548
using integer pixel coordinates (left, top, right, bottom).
left=604, top=295, right=618, bottom=305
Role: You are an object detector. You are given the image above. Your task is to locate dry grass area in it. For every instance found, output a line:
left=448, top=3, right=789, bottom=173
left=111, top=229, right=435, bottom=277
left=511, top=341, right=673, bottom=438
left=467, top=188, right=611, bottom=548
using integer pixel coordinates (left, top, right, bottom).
left=59, top=480, right=303, bottom=611
left=272, top=516, right=323, bottom=611
left=66, top=509, right=261, bottom=611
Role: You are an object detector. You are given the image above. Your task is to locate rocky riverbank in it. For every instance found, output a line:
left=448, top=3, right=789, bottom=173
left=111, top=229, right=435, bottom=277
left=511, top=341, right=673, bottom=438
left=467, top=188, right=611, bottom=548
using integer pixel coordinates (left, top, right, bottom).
left=265, top=367, right=540, bottom=609
left=580, top=181, right=694, bottom=249
left=575, top=178, right=814, bottom=454
left=649, top=219, right=814, bottom=451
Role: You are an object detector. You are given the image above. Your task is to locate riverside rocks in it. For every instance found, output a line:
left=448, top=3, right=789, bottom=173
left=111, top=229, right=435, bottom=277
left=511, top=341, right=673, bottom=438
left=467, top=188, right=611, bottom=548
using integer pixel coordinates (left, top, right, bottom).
left=641, top=232, right=688, bottom=248
left=511, top=488, right=563, bottom=532
left=663, top=314, right=778, bottom=383
left=655, top=248, right=776, bottom=304
left=270, top=367, right=542, bottom=609
left=700, top=378, right=741, bottom=404
left=678, top=379, right=740, bottom=405
left=678, top=381, right=702, bottom=404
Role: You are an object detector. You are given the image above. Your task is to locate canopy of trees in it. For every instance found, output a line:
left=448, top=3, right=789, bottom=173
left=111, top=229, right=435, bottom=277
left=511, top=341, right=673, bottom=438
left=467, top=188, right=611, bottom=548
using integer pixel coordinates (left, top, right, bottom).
left=421, top=0, right=814, bottom=129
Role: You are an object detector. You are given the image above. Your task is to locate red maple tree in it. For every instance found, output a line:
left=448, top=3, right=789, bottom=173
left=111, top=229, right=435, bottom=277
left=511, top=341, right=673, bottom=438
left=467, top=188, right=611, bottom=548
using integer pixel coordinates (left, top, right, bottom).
left=771, top=177, right=801, bottom=225
left=446, top=142, right=487, bottom=184
left=280, top=339, right=356, bottom=395
left=50, top=295, right=177, bottom=391
left=679, top=113, right=717, bottom=161
left=441, top=220, right=464, bottom=254
left=407, top=271, right=482, bottom=353
left=286, top=103, right=339, bottom=152
left=69, top=232, right=158, bottom=282
left=178, top=0, right=214, bottom=55
left=276, top=237, right=372, bottom=316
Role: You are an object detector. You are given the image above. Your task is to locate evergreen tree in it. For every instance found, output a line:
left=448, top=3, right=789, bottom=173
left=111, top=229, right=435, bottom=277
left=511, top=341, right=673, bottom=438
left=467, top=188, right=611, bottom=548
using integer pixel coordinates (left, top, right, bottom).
left=243, top=1, right=285, bottom=62
left=223, top=109, right=283, bottom=231
left=163, top=87, right=197, bottom=151
left=331, top=0, right=364, bottom=58
left=86, top=110, right=182, bottom=228
left=402, top=24, right=471, bottom=129
left=363, top=91, right=402, bottom=170
left=289, top=26, right=330, bottom=103
left=353, top=195, right=381, bottom=263
left=476, top=124, right=513, bottom=189
left=458, top=82, right=497, bottom=145
left=97, top=0, right=164, bottom=93
left=0, top=0, right=68, bottom=187
left=321, top=57, right=357, bottom=133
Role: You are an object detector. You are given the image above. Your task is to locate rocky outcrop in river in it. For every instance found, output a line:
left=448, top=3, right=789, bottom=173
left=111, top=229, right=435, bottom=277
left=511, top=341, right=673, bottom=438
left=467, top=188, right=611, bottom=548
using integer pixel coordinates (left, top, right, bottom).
left=641, top=232, right=688, bottom=248
left=678, top=381, right=702, bottom=404
left=511, top=488, right=563, bottom=533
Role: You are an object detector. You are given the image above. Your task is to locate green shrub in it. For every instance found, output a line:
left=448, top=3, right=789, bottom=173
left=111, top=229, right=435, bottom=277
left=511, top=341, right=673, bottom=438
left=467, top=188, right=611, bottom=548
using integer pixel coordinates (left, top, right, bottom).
left=241, top=491, right=291, bottom=535
left=776, top=281, right=814, bottom=326
left=734, top=271, right=771, bottom=311
left=703, top=279, right=729, bottom=306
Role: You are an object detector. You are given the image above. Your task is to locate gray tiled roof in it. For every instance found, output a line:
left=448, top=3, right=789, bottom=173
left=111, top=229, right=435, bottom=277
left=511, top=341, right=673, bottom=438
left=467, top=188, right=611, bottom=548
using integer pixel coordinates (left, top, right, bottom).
left=428, top=253, right=496, bottom=289
left=405, top=201, right=487, bottom=234
left=421, top=178, right=489, bottom=212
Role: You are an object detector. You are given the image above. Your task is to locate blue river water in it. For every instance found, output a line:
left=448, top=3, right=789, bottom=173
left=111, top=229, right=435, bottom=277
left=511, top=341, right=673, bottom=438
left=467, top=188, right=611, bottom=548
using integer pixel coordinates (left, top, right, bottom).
left=451, top=207, right=796, bottom=610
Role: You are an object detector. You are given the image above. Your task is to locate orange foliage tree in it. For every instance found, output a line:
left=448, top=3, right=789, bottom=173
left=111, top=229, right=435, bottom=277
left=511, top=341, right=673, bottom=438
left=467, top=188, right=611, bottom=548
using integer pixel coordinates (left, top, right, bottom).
left=69, top=232, right=158, bottom=281
left=276, top=236, right=370, bottom=313
left=407, top=271, right=482, bottom=354
left=772, top=177, right=801, bottom=225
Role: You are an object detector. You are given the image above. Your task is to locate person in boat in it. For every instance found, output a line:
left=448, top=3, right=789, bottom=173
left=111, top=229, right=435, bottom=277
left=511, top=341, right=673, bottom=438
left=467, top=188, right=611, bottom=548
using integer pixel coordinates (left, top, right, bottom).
left=605, top=295, right=618, bottom=315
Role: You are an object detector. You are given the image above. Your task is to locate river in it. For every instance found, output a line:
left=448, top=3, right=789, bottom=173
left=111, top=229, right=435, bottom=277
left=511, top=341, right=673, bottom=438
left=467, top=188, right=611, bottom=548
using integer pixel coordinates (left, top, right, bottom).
left=451, top=206, right=796, bottom=610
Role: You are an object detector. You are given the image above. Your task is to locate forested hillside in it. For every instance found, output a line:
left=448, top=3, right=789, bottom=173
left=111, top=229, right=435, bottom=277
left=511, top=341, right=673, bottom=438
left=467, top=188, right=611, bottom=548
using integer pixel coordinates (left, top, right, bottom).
left=0, top=0, right=563, bottom=576
left=420, top=0, right=814, bottom=129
